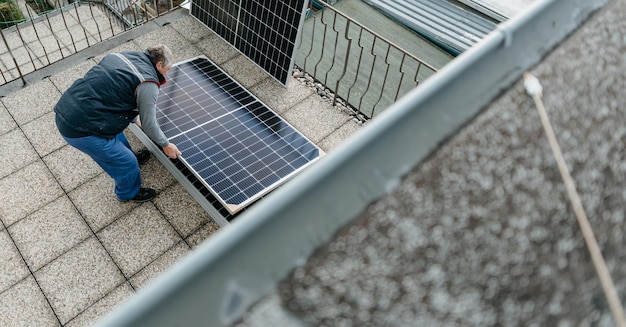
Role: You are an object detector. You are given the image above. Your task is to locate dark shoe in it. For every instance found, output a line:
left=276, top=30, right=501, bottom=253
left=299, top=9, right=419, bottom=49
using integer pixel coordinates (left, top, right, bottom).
left=119, top=188, right=156, bottom=203
left=135, top=150, right=151, bottom=165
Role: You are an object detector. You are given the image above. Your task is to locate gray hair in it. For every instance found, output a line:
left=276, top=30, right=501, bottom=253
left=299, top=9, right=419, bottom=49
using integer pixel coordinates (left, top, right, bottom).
left=147, top=44, right=174, bottom=67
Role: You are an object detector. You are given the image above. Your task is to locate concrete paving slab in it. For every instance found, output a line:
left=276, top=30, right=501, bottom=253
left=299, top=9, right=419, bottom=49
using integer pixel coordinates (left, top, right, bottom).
left=27, top=35, right=63, bottom=63
left=8, top=196, right=91, bottom=271
left=154, top=183, right=213, bottom=238
left=0, top=276, right=60, bottom=327
left=0, top=128, right=39, bottom=179
left=45, top=27, right=77, bottom=56
left=48, top=58, right=96, bottom=93
left=44, top=145, right=103, bottom=192
left=0, top=46, right=37, bottom=77
left=2, top=28, right=31, bottom=49
left=74, top=15, right=115, bottom=41
left=9, top=46, right=38, bottom=68
left=138, top=157, right=178, bottom=192
left=249, top=76, right=315, bottom=114
left=0, top=102, right=17, bottom=136
left=221, top=55, right=271, bottom=89
left=68, top=173, right=139, bottom=232
left=171, top=44, right=204, bottom=64
left=132, top=24, right=195, bottom=53
left=92, top=40, right=140, bottom=63
left=87, top=25, right=118, bottom=43
left=0, top=230, right=30, bottom=293
left=282, top=95, right=351, bottom=143
left=129, top=241, right=190, bottom=290
left=13, top=22, right=53, bottom=43
left=194, top=33, right=239, bottom=65
left=185, top=220, right=221, bottom=249
left=0, top=59, right=18, bottom=82
left=35, top=236, right=125, bottom=325
left=121, top=130, right=175, bottom=192
left=63, top=5, right=97, bottom=32
left=47, top=29, right=74, bottom=51
left=16, top=63, right=36, bottom=77
left=41, top=48, right=66, bottom=67
left=168, top=14, right=213, bottom=43
left=60, top=44, right=78, bottom=58
left=21, top=111, right=67, bottom=157
left=318, top=119, right=362, bottom=153
left=19, top=22, right=52, bottom=43
left=123, top=128, right=144, bottom=152
left=71, top=37, right=100, bottom=54
left=0, top=161, right=64, bottom=226
left=64, top=282, right=134, bottom=327
left=1, top=78, right=60, bottom=126
left=96, top=202, right=182, bottom=277
left=89, top=11, right=124, bottom=39
left=25, top=42, right=53, bottom=69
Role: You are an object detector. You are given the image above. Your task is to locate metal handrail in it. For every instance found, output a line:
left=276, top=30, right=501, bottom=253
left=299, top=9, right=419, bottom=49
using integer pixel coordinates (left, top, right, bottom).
left=296, top=0, right=439, bottom=119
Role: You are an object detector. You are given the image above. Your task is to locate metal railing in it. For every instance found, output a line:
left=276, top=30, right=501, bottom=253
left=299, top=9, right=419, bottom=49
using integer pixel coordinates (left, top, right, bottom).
left=296, top=0, right=438, bottom=119
left=0, top=0, right=436, bottom=120
left=0, top=0, right=178, bottom=86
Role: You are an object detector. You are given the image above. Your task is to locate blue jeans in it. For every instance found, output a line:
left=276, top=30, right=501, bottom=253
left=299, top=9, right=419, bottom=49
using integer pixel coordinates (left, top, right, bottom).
left=63, top=132, right=141, bottom=200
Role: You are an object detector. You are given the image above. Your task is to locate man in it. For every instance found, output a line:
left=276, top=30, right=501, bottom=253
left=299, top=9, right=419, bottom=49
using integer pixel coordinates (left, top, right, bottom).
left=54, top=44, right=181, bottom=202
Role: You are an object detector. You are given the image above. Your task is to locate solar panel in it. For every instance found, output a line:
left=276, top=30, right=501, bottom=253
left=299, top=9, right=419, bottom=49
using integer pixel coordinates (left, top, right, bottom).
left=190, top=0, right=308, bottom=85
left=156, top=57, right=322, bottom=214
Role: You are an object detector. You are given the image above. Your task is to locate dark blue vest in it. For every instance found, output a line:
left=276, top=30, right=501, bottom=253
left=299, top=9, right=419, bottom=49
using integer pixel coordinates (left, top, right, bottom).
left=54, top=51, right=164, bottom=139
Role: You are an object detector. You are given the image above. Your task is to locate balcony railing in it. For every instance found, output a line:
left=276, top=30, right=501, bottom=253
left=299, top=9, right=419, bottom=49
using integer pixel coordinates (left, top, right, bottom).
left=0, top=0, right=437, bottom=120
left=0, top=0, right=177, bottom=86
left=296, top=0, right=438, bottom=119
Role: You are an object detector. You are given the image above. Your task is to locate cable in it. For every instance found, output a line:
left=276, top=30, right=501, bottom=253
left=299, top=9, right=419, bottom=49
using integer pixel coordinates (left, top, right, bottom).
left=523, top=72, right=626, bottom=327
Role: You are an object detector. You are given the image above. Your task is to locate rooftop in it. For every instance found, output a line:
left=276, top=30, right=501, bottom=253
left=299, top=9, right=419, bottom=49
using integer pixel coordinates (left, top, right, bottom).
left=2, top=0, right=623, bottom=326
left=0, top=8, right=361, bottom=326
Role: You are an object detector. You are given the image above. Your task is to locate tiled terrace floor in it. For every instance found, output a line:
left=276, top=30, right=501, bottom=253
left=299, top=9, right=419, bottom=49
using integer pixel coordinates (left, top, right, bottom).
left=0, top=10, right=361, bottom=327
left=0, top=1, right=124, bottom=85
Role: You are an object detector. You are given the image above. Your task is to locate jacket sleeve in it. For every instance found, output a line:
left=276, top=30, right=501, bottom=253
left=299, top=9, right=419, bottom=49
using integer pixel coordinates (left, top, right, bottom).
left=136, top=82, right=170, bottom=147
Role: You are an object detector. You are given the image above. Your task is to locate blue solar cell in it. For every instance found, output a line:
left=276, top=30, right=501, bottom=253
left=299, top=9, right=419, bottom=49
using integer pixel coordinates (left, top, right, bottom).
left=156, top=57, right=322, bottom=213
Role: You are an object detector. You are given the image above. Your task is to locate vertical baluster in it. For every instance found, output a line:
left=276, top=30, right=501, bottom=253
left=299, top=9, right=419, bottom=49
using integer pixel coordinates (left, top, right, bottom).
left=58, top=1, right=79, bottom=53
left=24, top=2, right=53, bottom=66
left=322, top=9, right=340, bottom=87
left=43, top=0, right=67, bottom=60
left=393, top=55, right=407, bottom=103
left=73, top=1, right=92, bottom=48
left=333, top=20, right=354, bottom=107
left=86, top=2, right=104, bottom=42
left=371, top=44, right=392, bottom=117
left=311, top=8, right=329, bottom=78
left=344, top=28, right=365, bottom=108
left=0, top=27, right=25, bottom=85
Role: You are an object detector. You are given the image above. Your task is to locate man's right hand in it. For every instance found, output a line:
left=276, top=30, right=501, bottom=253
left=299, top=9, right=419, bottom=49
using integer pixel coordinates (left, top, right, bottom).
left=163, top=143, right=181, bottom=159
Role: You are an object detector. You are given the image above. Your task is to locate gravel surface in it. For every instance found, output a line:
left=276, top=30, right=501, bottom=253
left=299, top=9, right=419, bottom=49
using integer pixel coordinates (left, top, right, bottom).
left=276, top=1, right=626, bottom=326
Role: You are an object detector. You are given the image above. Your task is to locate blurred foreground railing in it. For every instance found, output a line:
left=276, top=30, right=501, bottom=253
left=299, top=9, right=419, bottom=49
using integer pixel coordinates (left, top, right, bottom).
left=296, top=0, right=438, bottom=120
left=0, top=0, right=179, bottom=86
